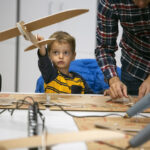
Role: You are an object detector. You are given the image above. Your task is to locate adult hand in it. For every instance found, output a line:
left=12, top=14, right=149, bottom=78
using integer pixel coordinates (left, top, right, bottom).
left=104, top=89, right=110, bottom=96
left=138, top=75, right=150, bottom=100
left=108, top=76, right=128, bottom=99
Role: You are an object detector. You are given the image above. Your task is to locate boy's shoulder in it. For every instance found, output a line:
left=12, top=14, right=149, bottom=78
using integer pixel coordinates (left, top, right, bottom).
left=70, top=71, right=83, bottom=79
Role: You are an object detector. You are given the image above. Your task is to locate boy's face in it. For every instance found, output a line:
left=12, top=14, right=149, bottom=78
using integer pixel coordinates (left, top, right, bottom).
left=133, top=0, right=150, bottom=8
left=49, top=41, right=76, bottom=71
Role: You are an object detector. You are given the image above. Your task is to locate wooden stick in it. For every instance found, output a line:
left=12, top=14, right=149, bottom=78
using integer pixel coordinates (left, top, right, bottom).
left=0, top=129, right=125, bottom=149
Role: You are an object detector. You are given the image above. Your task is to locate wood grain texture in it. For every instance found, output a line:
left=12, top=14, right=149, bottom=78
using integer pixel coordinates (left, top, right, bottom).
left=1, top=93, right=150, bottom=112
left=74, top=117, right=150, bottom=150
left=0, top=129, right=125, bottom=149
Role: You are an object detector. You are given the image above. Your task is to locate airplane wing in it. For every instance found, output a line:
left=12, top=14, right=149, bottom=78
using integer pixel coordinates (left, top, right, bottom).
left=0, top=9, right=89, bottom=42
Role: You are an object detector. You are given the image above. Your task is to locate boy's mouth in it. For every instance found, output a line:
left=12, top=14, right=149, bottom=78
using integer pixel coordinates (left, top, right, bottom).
left=57, top=61, right=64, bottom=65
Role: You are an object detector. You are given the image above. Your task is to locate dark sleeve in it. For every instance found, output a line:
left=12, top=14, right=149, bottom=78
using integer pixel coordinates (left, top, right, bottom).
left=38, top=49, right=57, bottom=84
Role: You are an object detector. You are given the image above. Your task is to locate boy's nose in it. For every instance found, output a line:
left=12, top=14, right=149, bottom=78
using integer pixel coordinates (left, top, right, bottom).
left=59, top=52, right=64, bottom=58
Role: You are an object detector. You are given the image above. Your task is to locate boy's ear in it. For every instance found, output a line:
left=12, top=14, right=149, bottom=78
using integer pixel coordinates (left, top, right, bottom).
left=72, top=52, right=76, bottom=60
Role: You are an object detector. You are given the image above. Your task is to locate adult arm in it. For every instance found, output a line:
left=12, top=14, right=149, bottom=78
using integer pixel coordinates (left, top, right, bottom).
left=95, top=0, right=127, bottom=98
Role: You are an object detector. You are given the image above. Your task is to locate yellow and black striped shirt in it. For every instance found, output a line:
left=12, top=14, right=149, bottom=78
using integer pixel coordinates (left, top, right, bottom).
left=44, top=71, right=86, bottom=93
left=38, top=50, right=93, bottom=94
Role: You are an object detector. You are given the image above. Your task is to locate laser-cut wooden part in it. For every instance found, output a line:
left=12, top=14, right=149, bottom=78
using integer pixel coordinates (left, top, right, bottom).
left=0, top=9, right=89, bottom=42
left=0, top=9, right=89, bottom=51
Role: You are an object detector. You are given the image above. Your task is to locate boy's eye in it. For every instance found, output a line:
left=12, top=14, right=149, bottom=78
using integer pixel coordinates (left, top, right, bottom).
left=51, top=50, right=71, bottom=56
left=64, top=51, right=70, bottom=56
left=53, top=51, right=59, bottom=55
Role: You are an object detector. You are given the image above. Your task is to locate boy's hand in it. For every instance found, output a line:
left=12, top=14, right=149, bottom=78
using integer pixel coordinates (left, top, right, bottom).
left=36, top=34, right=46, bottom=56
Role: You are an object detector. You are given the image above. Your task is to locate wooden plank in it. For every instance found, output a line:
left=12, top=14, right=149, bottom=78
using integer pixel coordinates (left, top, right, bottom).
left=49, top=94, right=138, bottom=112
left=0, top=129, right=125, bottom=149
left=1, top=93, right=150, bottom=112
left=0, top=93, right=46, bottom=109
left=74, top=117, right=150, bottom=150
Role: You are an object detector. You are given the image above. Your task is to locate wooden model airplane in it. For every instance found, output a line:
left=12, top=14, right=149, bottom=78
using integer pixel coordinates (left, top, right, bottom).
left=0, top=129, right=125, bottom=149
left=0, top=9, right=89, bottom=51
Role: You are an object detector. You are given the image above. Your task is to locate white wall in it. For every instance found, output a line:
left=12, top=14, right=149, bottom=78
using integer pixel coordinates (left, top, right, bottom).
left=18, top=0, right=97, bottom=92
left=0, top=0, right=17, bottom=92
left=0, top=0, right=122, bottom=92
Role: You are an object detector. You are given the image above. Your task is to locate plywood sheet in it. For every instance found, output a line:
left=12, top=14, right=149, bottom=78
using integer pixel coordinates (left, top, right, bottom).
left=49, top=94, right=150, bottom=112
left=74, top=117, right=150, bottom=150
left=0, top=93, right=150, bottom=112
left=0, top=93, right=46, bottom=109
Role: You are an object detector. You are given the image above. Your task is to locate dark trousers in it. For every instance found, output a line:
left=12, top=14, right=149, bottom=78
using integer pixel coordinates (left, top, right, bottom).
left=121, top=69, right=142, bottom=96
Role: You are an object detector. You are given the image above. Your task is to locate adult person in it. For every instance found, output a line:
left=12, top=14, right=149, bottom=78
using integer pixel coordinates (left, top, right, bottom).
left=95, top=0, right=150, bottom=100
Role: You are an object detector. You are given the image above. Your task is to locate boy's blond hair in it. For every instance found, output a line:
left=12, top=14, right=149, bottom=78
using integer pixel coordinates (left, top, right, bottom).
left=47, top=31, right=76, bottom=53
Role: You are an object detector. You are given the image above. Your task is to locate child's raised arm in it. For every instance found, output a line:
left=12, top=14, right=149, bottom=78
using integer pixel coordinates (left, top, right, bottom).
left=36, top=34, right=46, bottom=56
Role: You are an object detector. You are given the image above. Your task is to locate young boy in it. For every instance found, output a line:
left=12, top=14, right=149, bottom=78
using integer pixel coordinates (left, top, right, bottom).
left=37, top=31, right=93, bottom=94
